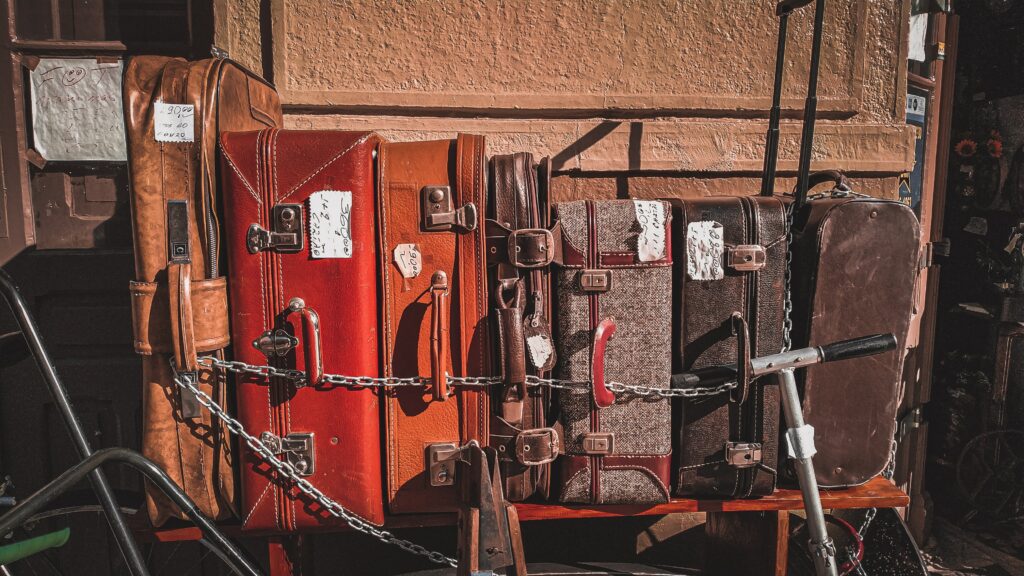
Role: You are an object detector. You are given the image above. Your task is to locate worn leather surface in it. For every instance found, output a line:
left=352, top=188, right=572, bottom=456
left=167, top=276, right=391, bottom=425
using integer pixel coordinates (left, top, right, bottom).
left=553, top=200, right=673, bottom=504
left=486, top=153, right=554, bottom=501
left=379, top=135, right=490, bottom=514
left=124, top=56, right=282, bottom=524
left=670, top=196, right=785, bottom=498
left=790, top=197, right=919, bottom=488
left=220, top=129, right=385, bottom=530
left=130, top=277, right=229, bottom=354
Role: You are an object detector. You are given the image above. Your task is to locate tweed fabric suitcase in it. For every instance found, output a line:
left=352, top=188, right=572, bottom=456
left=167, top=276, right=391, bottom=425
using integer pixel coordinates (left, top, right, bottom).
left=486, top=153, right=559, bottom=502
left=123, top=55, right=282, bottom=525
left=790, top=172, right=920, bottom=488
left=553, top=199, right=673, bottom=504
left=219, top=129, right=385, bottom=530
left=669, top=196, right=786, bottom=498
left=379, top=134, right=491, bottom=514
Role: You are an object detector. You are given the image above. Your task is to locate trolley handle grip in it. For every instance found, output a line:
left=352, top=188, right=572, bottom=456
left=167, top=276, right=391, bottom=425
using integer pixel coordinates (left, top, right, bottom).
left=777, top=0, right=814, bottom=15
left=818, top=333, right=897, bottom=363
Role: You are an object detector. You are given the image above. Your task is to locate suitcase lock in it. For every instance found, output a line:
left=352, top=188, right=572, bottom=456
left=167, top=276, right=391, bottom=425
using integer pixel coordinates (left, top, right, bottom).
left=247, top=204, right=304, bottom=253
left=421, top=186, right=478, bottom=233
left=252, top=329, right=298, bottom=357
left=725, top=442, right=763, bottom=468
left=726, top=245, right=766, bottom=272
left=426, top=442, right=461, bottom=486
left=261, top=431, right=315, bottom=476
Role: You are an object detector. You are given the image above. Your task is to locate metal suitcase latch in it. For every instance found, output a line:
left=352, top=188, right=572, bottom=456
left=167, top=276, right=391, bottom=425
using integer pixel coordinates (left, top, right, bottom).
left=426, top=442, right=461, bottom=487
left=252, top=328, right=298, bottom=357
left=421, top=186, right=478, bottom=233
left=247, top=204, right=304, bottom=253
left=725, top=442, right=762, bottom=468
left=726, top=245, right=766, bottom=272
left=582, top=432, right=615, bottom=455
left=261, top=432, right=315, bottom=476
left=579, top=269, right=612, bottom=293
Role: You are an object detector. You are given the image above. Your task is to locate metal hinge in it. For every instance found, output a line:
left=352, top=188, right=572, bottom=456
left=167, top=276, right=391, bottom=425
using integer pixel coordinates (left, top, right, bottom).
left=921, top=238, right=950, bottom=268
left=897, top=407, right=923, bottom=442
left=247, top=204, right=304, bottom=254
left=421, top=186, right=478, bottom=233
left=725, top=442, right=763, bottom=468
left=260, top=432, right=315, bottom=476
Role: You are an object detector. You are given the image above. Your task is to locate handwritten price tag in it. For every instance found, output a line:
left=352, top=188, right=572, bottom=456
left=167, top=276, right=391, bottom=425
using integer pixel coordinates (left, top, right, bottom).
left=154, top=102, right=195, bottom=143
left=393, top=244, right=422, bottom=279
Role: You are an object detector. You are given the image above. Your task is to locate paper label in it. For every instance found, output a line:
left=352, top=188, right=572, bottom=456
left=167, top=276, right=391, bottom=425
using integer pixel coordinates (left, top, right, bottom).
left=633, top=200, right=667, bottom=262
left=686, top=221, right=725, bottom=281
left=29, top=58, right=127, bottom=161
left=308, top=191, right=352, bottom=259
left=526, top=333, right=554, bottom=370
left=393, top=243, right=422, bottom=278
left=154, top=102, right=195, bottom=143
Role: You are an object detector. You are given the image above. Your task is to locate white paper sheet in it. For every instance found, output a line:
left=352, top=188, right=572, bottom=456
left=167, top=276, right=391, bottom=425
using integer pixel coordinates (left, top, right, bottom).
left=29, top=58, right=127, bottom=162
left=908, top=13, right=928, bottom=62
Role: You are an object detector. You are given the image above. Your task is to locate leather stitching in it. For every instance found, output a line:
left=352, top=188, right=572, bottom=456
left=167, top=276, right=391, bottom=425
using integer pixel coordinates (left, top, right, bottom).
left=279, top=133, right=372, bottom=202
left=220, top=145, right=261, bottom=205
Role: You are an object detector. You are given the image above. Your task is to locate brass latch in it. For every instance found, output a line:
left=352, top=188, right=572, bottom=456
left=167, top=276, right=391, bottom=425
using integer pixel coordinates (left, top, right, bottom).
left=247, top=204, right=304, bottom=253
left=579, top=270, right=612, bottom=293
left=261, top=432, right=315, bottom=476
left=725, top=442, right=762, bottom=469
left=426, top=442, right=461, bottom=487
left=581, top=432, right=615, bottom=455
left=421, top=186, right=478, bottom=233
left=727, top=245, right=767, bottom=272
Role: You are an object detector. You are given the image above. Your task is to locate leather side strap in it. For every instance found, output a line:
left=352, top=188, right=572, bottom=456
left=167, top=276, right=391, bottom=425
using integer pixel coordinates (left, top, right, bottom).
left=168, top=262, right=199, bottom=372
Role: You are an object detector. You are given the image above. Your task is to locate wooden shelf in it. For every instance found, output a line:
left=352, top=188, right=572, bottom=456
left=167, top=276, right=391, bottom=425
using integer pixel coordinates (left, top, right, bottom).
left=144, top=476, right=907, bottom=542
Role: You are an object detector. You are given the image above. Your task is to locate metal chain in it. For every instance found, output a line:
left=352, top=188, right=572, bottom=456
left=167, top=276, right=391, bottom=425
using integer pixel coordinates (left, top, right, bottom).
left=782, top=200, right=796, bottom=353
left=199, top=356, right=737, bottom=399
left=170, top=361, right=459, bottom=567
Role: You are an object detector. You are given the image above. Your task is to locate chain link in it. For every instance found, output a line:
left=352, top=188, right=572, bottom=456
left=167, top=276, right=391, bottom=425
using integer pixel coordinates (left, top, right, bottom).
left=198, top=356, right=737, bottom=399
left=171, top=361, right=459, bottom=567
left=782, top=201, right=796, bottom=353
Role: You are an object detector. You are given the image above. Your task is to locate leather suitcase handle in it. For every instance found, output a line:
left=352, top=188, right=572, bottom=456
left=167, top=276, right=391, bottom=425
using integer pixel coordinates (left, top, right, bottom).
left=802, top=169, right=852, bottom=193
left=430, top=271, right=450, bottom=401
left=729, top=312, right=754, bottom=404
left=288, top=298, right=323, bottom=386
left=591, top=317, right=617, bottom=409
left=168, top=262, right=199, bottom=372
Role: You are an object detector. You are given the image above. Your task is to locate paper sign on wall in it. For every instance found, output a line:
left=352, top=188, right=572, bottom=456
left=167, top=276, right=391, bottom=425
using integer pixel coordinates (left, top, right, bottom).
left=29, top=58, right=127, bottom=162
left=154, top=102, right=195, bottom=143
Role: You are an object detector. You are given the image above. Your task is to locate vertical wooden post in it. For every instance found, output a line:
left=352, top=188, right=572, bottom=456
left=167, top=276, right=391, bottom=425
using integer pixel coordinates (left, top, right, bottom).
left=268, top=536, right=311, bottom=576
left=705, top=510, right=789, bottom=576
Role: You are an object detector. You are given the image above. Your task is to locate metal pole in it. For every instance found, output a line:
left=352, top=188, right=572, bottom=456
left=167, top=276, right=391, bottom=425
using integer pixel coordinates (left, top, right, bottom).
left=793, top=0, right=828, bottom=209
left=0, top=448, right=262, bottom=576
left=778, top=368, right=837, bottom=576
left=0, top=268, right=150, bottom=576
left=760, top=11, right=790, bottom=196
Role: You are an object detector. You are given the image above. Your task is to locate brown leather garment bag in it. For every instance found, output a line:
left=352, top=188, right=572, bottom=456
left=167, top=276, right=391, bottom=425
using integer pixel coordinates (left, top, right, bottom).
left=123, top=56, right=282, bottom=525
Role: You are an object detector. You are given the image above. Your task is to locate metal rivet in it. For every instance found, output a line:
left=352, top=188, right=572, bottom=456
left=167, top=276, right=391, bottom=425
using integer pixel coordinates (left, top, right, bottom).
left=429, top=189, right=445, bottom=203
left=330, top=437, right=339, bottom=445
left=870, top=210, right=879, bottom=219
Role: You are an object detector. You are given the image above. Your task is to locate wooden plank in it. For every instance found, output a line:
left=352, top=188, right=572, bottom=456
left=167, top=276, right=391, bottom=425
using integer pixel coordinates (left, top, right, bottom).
left=705, top=511, right=788, bottom=576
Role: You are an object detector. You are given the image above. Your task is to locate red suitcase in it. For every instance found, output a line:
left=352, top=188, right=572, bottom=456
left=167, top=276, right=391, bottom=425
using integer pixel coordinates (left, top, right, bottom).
left=220, top=129, right=385, bottom=530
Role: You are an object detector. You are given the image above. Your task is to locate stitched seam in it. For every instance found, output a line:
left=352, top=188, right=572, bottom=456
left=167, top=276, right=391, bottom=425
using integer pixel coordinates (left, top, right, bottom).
left=242, top=482, right=274, bottom=528
left=279, top=134, right=372, bottom=202
left=221, top=145, right=261, bottom=204
left=379, top=145, right=399, bottom=502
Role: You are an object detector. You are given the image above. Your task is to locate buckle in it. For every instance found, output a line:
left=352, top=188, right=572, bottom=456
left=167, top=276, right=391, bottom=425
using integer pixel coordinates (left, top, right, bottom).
left=515, top=427, right=560, bottom=465
left=581, top=432, right=615, bottom=455
left=506, top=228, right=554, bottom=268
left=727, top=245, right=766, bottom=272
left=725, top=442, right=762, bottom=468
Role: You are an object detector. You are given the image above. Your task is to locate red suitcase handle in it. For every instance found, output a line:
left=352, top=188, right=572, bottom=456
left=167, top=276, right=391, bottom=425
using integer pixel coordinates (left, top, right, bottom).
left=287, top=298, right=323, bottom=387
left=429, top=271, right=450, bottom=401
left=591, top=317, right=617, bottom=409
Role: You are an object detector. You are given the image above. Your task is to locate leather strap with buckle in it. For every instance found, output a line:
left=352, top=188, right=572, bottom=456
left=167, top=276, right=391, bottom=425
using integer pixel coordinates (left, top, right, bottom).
left=486, top=221, right=561, bottom=269
left=491, top=422, right=561, bottom=467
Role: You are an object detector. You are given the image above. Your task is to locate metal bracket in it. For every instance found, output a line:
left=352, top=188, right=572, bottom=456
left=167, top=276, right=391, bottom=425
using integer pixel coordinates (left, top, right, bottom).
left=579, top=269, right=612, bottom=293
left=897, top=407, right=923, bottom=441
left=921, top=238, right=951, bottom=268
left=247, top=204, right=304, bottom=254
left=725, top=442, right=763, bottom=468
left=261, top=432, right=315, bottom=476
left=427, top=442, right=461, bottom=486
left=727, top=245, right=767, bottom=272
left=252, top=328, right=298, bottom=358
left=420, top=186, right=478, bottom=233
left=581, top=432, right=615, bottom=455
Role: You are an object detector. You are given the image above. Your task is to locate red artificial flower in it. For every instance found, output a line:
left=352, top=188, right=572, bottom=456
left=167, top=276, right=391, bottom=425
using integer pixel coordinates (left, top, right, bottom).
left=988, top=138, right=1003, bottom=158
left=955, top=139, right=978, bottom=158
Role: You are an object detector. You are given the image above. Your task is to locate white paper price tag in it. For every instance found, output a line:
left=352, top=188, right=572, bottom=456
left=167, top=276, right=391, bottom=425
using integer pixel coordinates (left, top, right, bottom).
left=634, top=200, right=667, bottom=262
left=393, top=244, right=422, bottom=279
left=686, top=221, right=725, bottom=281
left=154, top=102, right=195, bottom=143
left=309, top=190, right=352, bottom=259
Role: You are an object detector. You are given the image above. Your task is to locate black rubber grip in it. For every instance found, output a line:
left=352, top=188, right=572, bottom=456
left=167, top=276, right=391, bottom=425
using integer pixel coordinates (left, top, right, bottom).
left=671, top=365, right=738, bottom=390
left=818, top=334, right=897, bottom=363
left=777, top=0, right=814, bottom=15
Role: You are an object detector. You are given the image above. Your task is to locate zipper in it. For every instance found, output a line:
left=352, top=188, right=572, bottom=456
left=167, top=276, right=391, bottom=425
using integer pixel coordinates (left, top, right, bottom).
left=586, top=200, right=600, bottom=503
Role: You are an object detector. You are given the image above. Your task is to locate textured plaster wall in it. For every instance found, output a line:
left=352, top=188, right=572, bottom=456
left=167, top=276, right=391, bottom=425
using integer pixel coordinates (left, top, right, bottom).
left=215, top=0, right=913, bottom=199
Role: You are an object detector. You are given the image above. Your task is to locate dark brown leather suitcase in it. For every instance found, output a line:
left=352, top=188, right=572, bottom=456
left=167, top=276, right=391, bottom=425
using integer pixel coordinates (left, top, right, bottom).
left=123, top=55, right=283, bottom=525
left=486, top=153, right=559, bottom=502
left=378, top=134, right=492, bottom=514
left=789, top=172, right=920, bottom=488
left=219, top=129, right=386, bottom=530
left=552, top=199, right=673, bottom=504
left=669, top=196, right=786, bottom=498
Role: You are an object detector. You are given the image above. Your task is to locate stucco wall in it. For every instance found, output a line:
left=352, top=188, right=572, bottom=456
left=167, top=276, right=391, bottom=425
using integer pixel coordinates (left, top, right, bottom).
left=213, top=0, right=913, bottom=199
